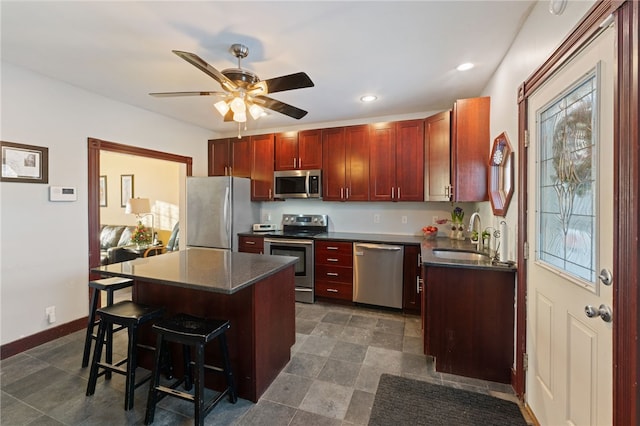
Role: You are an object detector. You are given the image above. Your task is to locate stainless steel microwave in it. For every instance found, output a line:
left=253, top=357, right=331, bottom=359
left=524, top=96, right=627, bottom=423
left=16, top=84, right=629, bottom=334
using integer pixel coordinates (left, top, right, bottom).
left=273, top=169, right=322, bottom=199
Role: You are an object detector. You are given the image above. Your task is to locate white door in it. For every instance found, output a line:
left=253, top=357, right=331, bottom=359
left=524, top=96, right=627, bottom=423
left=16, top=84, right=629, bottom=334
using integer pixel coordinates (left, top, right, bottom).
left=526, top=24, right=614, bottom=425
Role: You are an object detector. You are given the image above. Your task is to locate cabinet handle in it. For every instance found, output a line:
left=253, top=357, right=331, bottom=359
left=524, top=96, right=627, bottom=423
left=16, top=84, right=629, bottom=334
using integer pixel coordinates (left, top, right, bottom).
left=268, top=188, right=272, bottom=199
left=327, top=288, right=339, bottom=293
left=229, top=166, right=232, bottom=176
left=397, top=187, right=401, bottom=199
left=417, top=254, right=422, bottom=266
left=327, top=258, right=339, bottom=262
left=326, top=247, right=339, bottom=250
left=340, top=187, right=344, bottom=200
left=417, top=277, right=423, bottom=293
left=245, top=241, right=256, bottom=245
left=224, top=166, right=228, bottom=175
left=293, top=158, right=297, bottom=168
left=346, top=188, right=349, bottom=199
left=326, top=272, right=339, bottom=276
left=449, top=185, right=454, bottom=200
left=299, top=158, right=302, bottom=169
left=391, top=187, right=395, bottom=199
left=444, top=185, right=449, bottom=197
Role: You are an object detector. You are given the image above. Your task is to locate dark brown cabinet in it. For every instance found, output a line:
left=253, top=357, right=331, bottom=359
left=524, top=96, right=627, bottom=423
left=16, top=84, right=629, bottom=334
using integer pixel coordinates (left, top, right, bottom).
left=424, top=97, right=490, bottom=202
left=208, top=137, right=251, bottom=177
left=369, top=120, right=424, bottom=201
left=314, top=240, right=353, bottom=301
left=423, top=265, right=515, bottom=383
left=402, top=245, right=421, bottom=314
left=322, top=125, right=369, bottom=201
left=274, top=129, right=322, bottom=171
left=250, top=133, right=275, bottom=201
left=238, top=235, right=264, bottom=254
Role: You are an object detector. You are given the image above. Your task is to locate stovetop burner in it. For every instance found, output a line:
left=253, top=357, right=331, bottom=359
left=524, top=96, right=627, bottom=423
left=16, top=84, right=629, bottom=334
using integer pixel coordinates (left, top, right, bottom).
left=264, top=214, right=328, bottom=238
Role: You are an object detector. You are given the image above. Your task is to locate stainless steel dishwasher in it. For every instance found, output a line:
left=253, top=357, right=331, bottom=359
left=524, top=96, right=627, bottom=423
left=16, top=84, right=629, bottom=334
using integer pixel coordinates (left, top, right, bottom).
left=353, top=243, right=404, bottom=308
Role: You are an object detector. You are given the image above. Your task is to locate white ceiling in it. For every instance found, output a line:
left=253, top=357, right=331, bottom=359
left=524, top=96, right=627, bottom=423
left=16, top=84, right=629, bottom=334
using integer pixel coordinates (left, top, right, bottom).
left=1, top=1, right=536, bottom=136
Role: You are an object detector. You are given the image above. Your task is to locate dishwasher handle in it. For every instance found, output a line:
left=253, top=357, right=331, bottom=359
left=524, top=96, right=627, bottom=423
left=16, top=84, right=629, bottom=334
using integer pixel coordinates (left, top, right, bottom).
left=354, top=243, right=403, bottom=255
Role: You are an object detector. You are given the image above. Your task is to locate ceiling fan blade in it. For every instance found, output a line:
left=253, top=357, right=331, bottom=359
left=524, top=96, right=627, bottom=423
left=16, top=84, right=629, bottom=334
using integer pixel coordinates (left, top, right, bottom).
left=254, top=95, right=308, bottom=119
left=149, top=91, right=227, bottom=97
left=256, top=72, right=314, bottom=94
left=172, top=50, right=238, bottom=91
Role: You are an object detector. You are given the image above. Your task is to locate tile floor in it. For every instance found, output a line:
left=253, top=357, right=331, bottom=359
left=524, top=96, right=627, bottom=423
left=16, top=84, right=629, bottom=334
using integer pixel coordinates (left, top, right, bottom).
left=1, top=301, right=525, bottom=425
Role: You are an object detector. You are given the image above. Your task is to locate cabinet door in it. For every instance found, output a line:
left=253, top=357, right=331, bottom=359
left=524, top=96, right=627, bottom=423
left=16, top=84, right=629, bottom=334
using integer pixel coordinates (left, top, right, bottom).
left=297, top=129, right=322, bottom=170
left=231, top=137, right=252, bottom=178
left=250, top=134, right=275, bottom=201
left=345, top=125, right=369, bottom=201
left=274, top=132, right=298, bottom=171
left=424, top=111, right=452, bottom=201
left=208, top=138, right=230, bottom=176
left=395, top=119, right=424, bottom=201
left=402, top=245, right=421, bottom=314
left=322, top=128, right=346, bottom=201
left=452, top=97, right=490, bottom=201
left=369, top=122, right=396, bottom=201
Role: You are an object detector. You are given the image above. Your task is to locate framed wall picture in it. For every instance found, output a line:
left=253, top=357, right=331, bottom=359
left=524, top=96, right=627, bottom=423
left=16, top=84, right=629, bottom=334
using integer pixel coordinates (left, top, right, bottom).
left=120, top=174, right=134, bottom=207
left=0, top=141, right=49, bottom=183
left=99, top=175, right=107, bottom=207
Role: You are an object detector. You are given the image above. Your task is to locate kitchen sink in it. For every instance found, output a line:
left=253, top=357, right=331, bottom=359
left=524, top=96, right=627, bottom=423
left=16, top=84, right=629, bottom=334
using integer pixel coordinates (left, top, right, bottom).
left=432, top=248, right=489, bottom=261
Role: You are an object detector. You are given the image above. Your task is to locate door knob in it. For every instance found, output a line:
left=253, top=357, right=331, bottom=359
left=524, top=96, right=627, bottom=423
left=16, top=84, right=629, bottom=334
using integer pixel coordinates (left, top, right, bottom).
left=598, top=268, right=612, bottom=285
left=585, top=304, right=613, bottom=323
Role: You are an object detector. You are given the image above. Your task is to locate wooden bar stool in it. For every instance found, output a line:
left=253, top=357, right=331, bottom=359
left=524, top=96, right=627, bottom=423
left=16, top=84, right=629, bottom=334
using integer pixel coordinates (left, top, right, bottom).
left=81, top=277, right=134, bottom=371
left=86, top=300, right=164, bottom=410
left=144, top=313, right=237, bottom=426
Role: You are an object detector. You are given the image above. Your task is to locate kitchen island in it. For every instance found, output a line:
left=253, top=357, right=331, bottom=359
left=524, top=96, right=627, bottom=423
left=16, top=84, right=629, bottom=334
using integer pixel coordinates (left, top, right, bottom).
left=91, top=247, right=298, bottom=402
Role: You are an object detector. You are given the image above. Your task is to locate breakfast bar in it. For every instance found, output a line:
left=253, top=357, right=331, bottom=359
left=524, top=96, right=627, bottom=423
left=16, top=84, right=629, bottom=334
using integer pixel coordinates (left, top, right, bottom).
left=91, top=248, right=298, bottom=402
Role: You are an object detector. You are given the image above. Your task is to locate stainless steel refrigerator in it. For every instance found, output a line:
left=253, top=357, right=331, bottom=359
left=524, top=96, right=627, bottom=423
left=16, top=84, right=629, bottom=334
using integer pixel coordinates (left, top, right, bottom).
left=185, top=176, right=259, bottom=251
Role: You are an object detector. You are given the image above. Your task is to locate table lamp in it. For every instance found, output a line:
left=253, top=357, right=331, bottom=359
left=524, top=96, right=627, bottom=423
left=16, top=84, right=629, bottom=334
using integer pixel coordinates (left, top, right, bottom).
left=125, top=197, right=155, bottom=245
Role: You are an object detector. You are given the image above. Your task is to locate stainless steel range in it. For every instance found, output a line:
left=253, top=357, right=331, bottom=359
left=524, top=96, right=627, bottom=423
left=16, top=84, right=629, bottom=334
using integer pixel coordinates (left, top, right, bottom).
left=263, top=214, right=328, bottom=303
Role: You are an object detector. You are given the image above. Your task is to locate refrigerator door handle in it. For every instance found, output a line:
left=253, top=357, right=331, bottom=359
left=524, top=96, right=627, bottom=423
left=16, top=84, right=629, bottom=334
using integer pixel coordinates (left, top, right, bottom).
left=224, top=186, right=231, bottom=244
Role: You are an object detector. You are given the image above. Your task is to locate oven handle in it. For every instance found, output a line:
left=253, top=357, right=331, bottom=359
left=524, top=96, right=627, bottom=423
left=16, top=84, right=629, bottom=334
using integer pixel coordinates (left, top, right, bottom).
left=264, top=238, right=314, bottom=246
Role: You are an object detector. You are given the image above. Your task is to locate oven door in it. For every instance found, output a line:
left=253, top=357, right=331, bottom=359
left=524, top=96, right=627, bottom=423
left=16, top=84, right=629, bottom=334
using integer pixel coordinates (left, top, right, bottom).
left=264, top=238, right=314, bottom=303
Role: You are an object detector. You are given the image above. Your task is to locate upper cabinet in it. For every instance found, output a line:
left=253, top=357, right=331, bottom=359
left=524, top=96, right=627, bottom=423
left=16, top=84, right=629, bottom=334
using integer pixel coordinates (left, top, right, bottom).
left=208, top=137, right=251, bottom=178
left=369, top=120, right=424, bottom=201
left=424, top=97, right=490, bottom=202
left=250, top=133, right=275, bottom=201
left=322, top=125, right=369, bottom=201
left=274, top=129, right=322, bottom=171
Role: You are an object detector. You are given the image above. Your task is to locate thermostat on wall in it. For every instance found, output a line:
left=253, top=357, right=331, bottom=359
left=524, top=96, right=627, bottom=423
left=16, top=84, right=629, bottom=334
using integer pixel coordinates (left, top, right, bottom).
left=49, top=186, right=77, bottom=201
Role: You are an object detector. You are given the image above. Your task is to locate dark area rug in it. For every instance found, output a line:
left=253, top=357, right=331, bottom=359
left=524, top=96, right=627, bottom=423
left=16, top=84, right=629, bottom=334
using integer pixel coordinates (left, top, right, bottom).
left=369, top=374, right=528, bottom=426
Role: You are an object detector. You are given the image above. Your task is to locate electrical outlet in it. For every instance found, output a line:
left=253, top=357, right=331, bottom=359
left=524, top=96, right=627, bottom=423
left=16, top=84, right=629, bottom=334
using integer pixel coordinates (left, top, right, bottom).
left=45, top=306, right=56, bottom=324
left=262, top=212, right=271, bottom=222
left=401, top=216, right=408, bottom=224
left=373, top=214, right=380, bottom=224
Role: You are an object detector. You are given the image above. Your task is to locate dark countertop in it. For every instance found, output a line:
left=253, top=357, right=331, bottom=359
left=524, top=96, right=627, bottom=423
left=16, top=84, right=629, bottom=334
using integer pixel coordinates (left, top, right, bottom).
left=91, top=248, right=298, bottom=294
left=239, top=231, right=516, bottom=271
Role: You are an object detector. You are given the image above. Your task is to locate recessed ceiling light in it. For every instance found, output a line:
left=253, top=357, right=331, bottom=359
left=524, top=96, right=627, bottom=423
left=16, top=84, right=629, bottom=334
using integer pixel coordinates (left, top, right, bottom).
left=360, top=95, right=377, bottom=103
left=456, top=63, right=474, bottom=71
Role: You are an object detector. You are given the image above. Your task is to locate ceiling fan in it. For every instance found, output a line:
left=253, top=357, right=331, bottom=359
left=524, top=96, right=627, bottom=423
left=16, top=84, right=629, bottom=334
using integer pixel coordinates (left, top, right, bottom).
left=150, top=43, right=314, bottom=125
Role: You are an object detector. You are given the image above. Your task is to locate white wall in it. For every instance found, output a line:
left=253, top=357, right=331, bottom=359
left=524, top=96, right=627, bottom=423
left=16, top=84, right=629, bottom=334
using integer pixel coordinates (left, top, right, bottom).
left=0, top=63, right=214, bottom=345
left=481, top=0, right=596, bottom=261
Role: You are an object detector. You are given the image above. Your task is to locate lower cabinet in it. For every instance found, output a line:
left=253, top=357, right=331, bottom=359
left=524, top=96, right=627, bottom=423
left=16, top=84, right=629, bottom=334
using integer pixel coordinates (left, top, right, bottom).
left=314, top=240, right=353, bottom=301
left=238, top=235, right=264, bottom=254
left=423, top=265, right=515, bottom=383
left=402, top=245, right=421, bottom=314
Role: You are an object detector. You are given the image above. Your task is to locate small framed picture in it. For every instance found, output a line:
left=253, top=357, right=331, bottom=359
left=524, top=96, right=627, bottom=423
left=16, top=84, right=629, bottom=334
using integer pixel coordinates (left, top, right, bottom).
left=0, top=141, right=49, bottom=183
left=99, top=175, right=108, bottom=207
left=121, top=174, right=134, bottom=207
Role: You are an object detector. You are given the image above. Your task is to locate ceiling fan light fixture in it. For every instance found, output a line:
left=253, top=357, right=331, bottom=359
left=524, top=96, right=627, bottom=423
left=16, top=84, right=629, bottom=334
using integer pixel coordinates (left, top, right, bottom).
left=249, top=104, right=265, bottom=120
left=230, top=96, right=246, bottom=113
left=214, top=100, right=230, bottom=116
left=233, top=110, right=247, bottom=123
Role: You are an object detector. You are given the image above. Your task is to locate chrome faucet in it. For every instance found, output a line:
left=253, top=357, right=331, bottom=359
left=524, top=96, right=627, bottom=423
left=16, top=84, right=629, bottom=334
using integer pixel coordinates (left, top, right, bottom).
left=468, top=212, right=483, bottom=251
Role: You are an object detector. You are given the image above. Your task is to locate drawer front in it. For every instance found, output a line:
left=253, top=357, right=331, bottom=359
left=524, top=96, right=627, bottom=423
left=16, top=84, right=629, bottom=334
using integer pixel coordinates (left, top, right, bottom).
left=315, top=281, right=353, bottom=301
left=315, top=264, right=353, bottom=284
left=315, top=241, right=353, bottom=258
left=239, top=236, right=264, bottom=253
left=315, top=252, right=353, bottom=267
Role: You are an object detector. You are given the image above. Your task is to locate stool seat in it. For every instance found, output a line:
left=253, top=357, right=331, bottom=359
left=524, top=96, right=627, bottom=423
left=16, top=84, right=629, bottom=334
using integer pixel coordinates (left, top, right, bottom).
left=86, top=300, right=164, bottom=411
left=145, top=314, right=236, bottom=426
left=81, top=278, right=133, bottom=369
